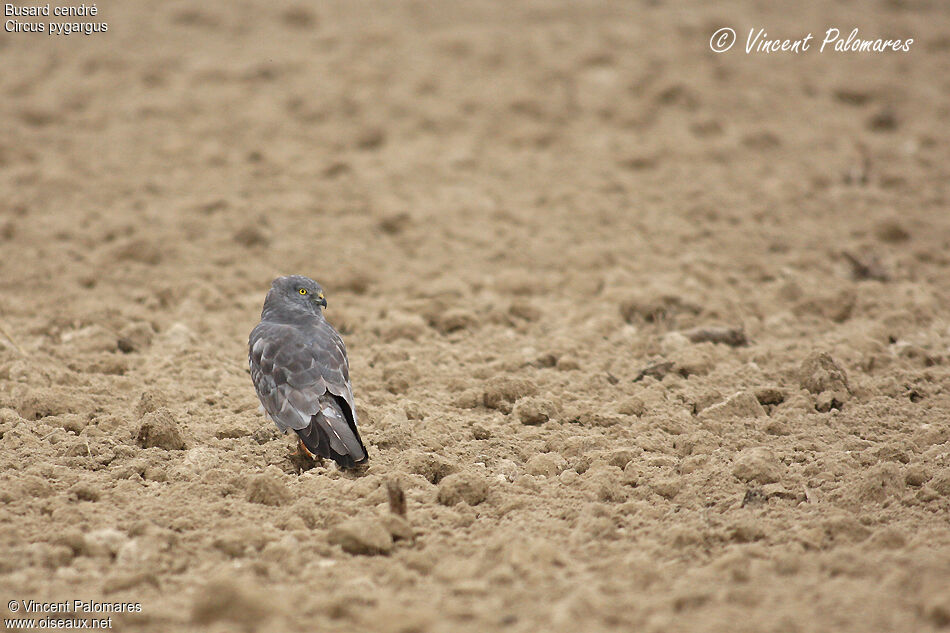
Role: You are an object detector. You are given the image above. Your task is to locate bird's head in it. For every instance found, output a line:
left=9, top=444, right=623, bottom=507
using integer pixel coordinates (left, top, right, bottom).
left=264, top=275, right=327, bottom=319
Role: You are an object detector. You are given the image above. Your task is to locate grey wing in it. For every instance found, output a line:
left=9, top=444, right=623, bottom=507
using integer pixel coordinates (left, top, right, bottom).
left=249, top=322, right=325, bottom=431
left=310, top=319, right=357, bottom=427
left=248, top=320, right=356, bottom=431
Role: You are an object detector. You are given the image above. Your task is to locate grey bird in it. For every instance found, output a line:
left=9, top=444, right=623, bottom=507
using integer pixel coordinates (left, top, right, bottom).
left=248, top=275, right=368, bottom=469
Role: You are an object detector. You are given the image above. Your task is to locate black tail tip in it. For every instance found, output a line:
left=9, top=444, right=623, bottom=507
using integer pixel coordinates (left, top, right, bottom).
left=334, top=452, right=369, bottom=471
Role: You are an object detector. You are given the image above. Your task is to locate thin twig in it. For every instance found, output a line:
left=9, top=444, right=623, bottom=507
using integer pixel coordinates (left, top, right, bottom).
left=0, top=320, right=24, bottom=355
left=387, top=479, right=407, bottom=517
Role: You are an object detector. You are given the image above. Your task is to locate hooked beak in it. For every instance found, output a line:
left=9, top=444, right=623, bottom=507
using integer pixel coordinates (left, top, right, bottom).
left=316, top=293, right=327, bottom=308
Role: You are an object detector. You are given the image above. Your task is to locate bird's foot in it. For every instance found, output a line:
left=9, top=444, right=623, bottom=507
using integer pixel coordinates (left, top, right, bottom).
left=293, top=437, right=316, bottom=458
left=289, top=438, right=320, bottom=473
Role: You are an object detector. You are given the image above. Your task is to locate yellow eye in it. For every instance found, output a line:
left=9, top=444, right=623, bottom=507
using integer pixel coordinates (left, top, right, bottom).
left=298, top=288, right=308, bottom=295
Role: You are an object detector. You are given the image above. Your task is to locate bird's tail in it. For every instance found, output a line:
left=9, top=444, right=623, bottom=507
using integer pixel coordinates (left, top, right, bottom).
left=295, top=395, right=367, bottom=469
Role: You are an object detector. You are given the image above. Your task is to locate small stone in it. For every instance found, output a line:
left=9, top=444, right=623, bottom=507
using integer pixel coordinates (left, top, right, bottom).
left=671, top=346, right=714, bottom=377
left=607, top=449, right=639, bottom=469
left=741, top=488, right=769, bottom=507
left=621, top=462, right=640, bottom=486
left=60, top=415, right=87, bottom=434
left=252, top=425, right=280, bottom=444
left=437, top=472, right=490, bottom=506
left=571, top=409, right=623, bottom=427
left=732, top=447, right=783, bottom=484
left=215, top=423, right=251, bottom=439
left=404, top=402, right=425, bottom=421
left=453, top=389, right=482, bottom=409
left=617, top=397, right=646, bottom=417
left=482, top=376, right=537, bottom=414
left=135, top=408, right=185, bottom=450
left=651, top=479, right=682, bottom=500
left=525, top=453, right=567, bottom=478
left=633, top=360, right=674, bottom=382
left=471, top=425, right=491, bottom=440
left=556, top=357, right=581, bottom=371
left=514, top=397, right=558, bottom=425
left=329, top=519, right=393, bottom=555
left=168, top=447, right=219, bottom=481
left=560, top=469, right=579, bottom=485
left=494, top=459, right=520, bottom=482
left=408, top=452, right=457, bottom=484
left=431, top=309, right=477, bottom=334
left=700, top=391, right=766, bottom=421
left=69, top=482, right=100, bottom=502
left=117, top=322, right=154, bottom=353
left=754, top=386, right=785, bottom=406
left=815, top=390, right=849, bottom=412
left=620, top=294, right=699, bottom=324
left=799, top=352, right=850, bottom=395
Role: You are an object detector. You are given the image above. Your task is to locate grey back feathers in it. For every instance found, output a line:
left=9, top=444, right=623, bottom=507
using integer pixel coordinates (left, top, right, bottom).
left=249, top=275, right=367, bottom=468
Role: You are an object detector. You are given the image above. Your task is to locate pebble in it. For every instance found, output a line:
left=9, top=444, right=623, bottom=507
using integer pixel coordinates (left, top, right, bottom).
left=135, top=408, right=185, bottom=450
left=437, top=472, right=490, bottom=506
left=328, top=519, right=394, bottom=555
left=732, top=447, right=783, bottom=484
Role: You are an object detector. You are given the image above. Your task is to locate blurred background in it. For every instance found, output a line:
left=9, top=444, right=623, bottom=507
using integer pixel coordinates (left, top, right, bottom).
left=1, top=1, right=949, bottom=632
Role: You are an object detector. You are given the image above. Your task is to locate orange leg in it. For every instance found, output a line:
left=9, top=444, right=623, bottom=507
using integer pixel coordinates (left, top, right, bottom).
left=294, top=437, right=316, bottom=459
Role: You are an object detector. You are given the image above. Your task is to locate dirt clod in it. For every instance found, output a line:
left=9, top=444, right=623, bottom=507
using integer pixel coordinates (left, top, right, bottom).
left=700, top=391, right=766, bottom=421
left=483, top=376, right=538, bottom=414
left=732, top=448, right=783, bottom=484
left=514, top=397, right=558, bottom=425
left=329, top=519, right=394, bottom=555
left=437, top=472, right=490, bottom=506
left=135, top=408, right=185, bottom=450
left=799, top=352, right=851, bottom=395
left=246, top=470, right=291, bottom=506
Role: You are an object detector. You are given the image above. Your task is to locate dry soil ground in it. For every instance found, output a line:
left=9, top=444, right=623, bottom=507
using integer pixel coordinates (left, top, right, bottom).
left=2, top=1, right=950, bottom=632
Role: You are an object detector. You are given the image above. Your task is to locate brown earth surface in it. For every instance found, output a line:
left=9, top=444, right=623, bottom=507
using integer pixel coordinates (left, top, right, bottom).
left=2, top=1, right=950, bottom=632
